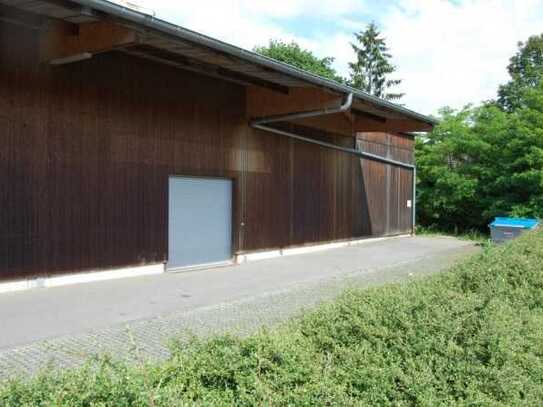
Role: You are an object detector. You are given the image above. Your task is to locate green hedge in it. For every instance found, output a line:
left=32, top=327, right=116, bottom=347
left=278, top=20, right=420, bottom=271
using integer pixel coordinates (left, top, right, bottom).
left=2, top=231, right=543, bottom=406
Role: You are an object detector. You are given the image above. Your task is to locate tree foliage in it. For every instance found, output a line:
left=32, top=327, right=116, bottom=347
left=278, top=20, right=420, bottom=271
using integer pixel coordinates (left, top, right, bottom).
left=349, top=22, right=403, bottom=101
left=254, top=40, right=344, bottom=83
left=416, top=81, right=543, bottom=232
left=498, top=34, right=543, bottom=111
left=417, top=35, right=543, bottom=232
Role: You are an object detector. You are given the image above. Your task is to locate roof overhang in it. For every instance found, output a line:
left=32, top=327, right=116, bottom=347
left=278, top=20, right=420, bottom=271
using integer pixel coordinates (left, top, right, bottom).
left=1, top=0, right=437, bottom=133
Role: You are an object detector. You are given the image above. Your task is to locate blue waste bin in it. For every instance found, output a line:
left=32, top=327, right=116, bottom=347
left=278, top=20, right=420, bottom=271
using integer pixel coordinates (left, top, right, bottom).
left=489, top=217, right=539, bottom=243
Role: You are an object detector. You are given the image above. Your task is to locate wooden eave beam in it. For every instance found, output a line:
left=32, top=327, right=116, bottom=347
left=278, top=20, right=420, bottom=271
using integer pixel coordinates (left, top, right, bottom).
left=43, top=0, right=89, bottom=12
left=351, top=108, right=388, bottom=123
left=40, top=20, right=140, bottom=64
left=247, top=86, right=350, bottom=117
left=122, top=44, right=290, bottom=94
left=353, top=113, right=433, bottom=133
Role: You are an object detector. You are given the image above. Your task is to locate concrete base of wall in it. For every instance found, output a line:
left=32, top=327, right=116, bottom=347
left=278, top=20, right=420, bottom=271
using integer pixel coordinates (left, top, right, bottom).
left=235, top=234, right=412, bottom=264
left=0, top=234, right=412, bottom=295
left=167, top=260, right=234, bottom=273
left=0, top=264, right=165, bottom=294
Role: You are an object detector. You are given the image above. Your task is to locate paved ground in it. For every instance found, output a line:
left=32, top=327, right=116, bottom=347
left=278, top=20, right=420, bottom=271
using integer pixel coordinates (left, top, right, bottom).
left=0, top=236, right=479, bottom=380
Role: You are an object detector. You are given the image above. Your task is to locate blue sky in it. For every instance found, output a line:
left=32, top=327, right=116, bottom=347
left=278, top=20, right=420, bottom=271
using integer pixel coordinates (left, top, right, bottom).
left=116, top=0, right=543, bottom=115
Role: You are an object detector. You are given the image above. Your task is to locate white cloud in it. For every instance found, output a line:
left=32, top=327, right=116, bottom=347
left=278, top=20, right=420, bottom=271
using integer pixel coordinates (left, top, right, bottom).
left=115, top=0, right=543, bottom=115
left=238, top=0, right=366, bottom=19
left=379, top=0, right=543, bottom=114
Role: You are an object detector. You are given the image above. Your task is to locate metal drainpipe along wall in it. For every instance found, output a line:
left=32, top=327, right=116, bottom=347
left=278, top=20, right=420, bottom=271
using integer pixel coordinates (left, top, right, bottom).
left=412, top=166, right=417, bottom=235
left=249, top=92, right=417, bottom=236
left=70, top=0, right=426, bottom=235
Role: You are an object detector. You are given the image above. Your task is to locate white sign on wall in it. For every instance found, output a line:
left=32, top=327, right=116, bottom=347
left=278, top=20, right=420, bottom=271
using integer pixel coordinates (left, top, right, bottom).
left=407, top=200, right=412, bottom=208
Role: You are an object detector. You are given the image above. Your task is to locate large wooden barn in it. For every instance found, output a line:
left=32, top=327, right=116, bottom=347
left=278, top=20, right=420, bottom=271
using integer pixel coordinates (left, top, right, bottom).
left=0, top=0, right=435, bottom=285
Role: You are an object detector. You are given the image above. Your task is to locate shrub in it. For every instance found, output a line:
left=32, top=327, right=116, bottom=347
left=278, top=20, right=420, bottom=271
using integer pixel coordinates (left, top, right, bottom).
left=2, top=230, right=543, bottom=405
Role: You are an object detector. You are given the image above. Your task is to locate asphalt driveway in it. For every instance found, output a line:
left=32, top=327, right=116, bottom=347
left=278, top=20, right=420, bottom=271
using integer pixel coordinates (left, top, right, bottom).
left=0, top=235, right=478, bottom=379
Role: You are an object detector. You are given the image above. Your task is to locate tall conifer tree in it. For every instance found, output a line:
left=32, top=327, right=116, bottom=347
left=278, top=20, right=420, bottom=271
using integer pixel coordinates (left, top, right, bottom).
left=349, top=22, right=404, bottom=101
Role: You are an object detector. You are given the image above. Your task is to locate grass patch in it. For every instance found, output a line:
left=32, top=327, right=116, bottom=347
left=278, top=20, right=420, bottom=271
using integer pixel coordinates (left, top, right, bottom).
left=2, top=231, right=543, bottom=405
left=416, top=225, right=490, bottom=243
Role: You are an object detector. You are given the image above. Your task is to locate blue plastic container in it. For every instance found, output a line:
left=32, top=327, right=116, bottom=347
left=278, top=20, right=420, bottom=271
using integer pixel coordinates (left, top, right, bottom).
left=489, top=217, right=539, bottom=243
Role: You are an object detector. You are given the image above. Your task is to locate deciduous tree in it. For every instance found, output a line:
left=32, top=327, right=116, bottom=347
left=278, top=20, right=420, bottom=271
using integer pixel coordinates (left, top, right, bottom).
left=254, top=40, right=344, bottom=83
left=497, top=34, right=543, bottom=111
left=416, top=81, right=543, bottom=232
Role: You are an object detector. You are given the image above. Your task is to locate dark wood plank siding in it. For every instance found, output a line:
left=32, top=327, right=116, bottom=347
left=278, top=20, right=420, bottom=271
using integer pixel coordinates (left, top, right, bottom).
left=1, top=23, right=414, bottom=281
left=357, top=132, right=414, bottom=236
left=1, top=24, right=246, bottom=280
left=241, top=125, right=370, bottom=252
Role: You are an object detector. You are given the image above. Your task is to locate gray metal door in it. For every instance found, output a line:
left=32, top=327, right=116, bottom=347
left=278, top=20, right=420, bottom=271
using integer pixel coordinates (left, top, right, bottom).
left=168, top=177, right=232, bottom=269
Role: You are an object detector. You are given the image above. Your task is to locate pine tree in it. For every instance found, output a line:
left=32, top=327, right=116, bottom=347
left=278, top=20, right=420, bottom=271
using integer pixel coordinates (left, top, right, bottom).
left=349, top=22, right=404, bottom=101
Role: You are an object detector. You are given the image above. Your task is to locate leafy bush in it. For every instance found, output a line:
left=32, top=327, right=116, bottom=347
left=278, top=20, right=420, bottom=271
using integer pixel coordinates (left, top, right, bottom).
left=2, top=230, right=543, bottom=405
left=416, top=81, right=543, bottom=232
left=416, top=35, right=543, bottom=233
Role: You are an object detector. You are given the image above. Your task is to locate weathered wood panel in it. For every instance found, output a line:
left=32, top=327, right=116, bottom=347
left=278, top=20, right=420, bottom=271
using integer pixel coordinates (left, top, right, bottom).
left=1, top=24, right=246, bottom=279
left=399, top=168, right=414, bottom=232
left=357, top=132, right=414, bottom=236
left=241, top=124, right=370, bottom=252
left=1, top=22, right=414, bottom=281
left=246, top=86, right=354, bottom=136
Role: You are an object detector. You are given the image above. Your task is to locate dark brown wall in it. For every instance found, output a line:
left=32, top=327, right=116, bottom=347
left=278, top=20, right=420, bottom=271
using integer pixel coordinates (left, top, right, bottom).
left=1, top=23, right=413, bottom=281
left=357, top=132, right=414, bottom=236
left=1, top=24, right=246, bottom=280
left=242, top=124, right=371, bottom=252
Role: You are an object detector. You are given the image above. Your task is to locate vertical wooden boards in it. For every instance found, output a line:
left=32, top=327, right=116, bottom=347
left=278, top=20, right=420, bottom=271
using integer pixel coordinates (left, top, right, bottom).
left=357, top=132, right=414, bottom=236
left=1, top=23, right=247, bottom=279
left=1, top=22, right=416, bottom=281
left=242, top=125, right=291, bottom=251
left=241, top=122, right=373, bottom=251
